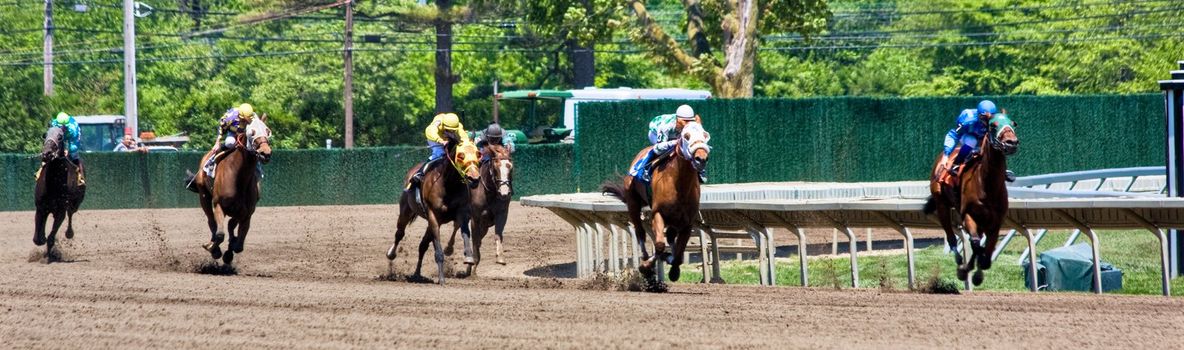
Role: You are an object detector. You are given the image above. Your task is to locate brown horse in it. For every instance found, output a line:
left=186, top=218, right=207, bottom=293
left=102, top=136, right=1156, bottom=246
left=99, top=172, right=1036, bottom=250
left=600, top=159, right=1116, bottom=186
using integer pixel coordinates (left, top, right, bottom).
left=386, top=134, right=480, bottom=284
left=603, top=121, right=711, bottom=291
left=187, top=116, right=272, bottom=266
left=924, top=113, right=1018, bottom=286
left=445, top=143, right=514, bottom=275
left=33, top=125, right=86, bottom=260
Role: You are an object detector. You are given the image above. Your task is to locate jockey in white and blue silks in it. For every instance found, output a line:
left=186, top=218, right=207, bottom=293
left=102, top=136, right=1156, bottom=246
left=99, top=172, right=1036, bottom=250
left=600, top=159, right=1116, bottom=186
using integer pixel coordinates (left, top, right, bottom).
left=938, top=100, right=996, bottom=183
left=630, top=104, right=706, bottom=183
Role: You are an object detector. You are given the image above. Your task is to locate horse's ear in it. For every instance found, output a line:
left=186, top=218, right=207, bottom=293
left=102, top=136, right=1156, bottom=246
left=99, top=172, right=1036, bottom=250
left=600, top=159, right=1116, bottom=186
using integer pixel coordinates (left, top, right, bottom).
left=694, top=114, right=702, bottom=124
left=260, top=113, right=268, bottom=122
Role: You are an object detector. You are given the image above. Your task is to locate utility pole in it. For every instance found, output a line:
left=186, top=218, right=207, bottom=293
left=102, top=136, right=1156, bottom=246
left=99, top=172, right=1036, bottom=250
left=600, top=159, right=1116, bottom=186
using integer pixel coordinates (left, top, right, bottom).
left=43, top=0, right=53, bottom=96
left=123, top=0, right=139, bottom=137
left=343, top=0, right=354, bottom=148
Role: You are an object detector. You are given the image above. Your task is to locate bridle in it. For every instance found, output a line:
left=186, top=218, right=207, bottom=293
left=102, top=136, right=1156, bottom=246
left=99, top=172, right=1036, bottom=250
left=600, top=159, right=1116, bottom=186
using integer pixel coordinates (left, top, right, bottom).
left=481, top=150, right=513, bottom=197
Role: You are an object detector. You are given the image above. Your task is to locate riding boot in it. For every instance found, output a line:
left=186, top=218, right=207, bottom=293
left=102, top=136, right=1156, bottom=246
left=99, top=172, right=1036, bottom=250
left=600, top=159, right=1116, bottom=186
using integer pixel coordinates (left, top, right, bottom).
left=408, top=159, right=437, bottom=190
left=1005, top=170, right=1017, bottom=182
left=698, top=169, right=708, bottom=184
left=75, top=160, right=85, bottom=187
left=203, top=150, right=225, bottom=177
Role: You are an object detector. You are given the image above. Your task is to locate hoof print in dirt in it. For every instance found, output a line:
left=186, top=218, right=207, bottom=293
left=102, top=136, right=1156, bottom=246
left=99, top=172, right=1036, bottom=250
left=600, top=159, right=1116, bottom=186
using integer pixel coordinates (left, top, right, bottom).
left=404, top=274, right=435, bottom=284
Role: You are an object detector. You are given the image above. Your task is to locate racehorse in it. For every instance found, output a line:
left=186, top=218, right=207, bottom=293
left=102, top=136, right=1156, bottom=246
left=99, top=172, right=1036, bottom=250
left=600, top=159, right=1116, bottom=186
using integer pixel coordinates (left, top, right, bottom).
left=602, top=122, right=711, bottom=291
left=33, top=125, right=86, bottom=260
left=187, top=116, right=272, bottom=265
left=924, top=113, right=1019, bottom=286
left=445, top=143, right=514, bottom=276
left=386, top=133, right=481, bottom=284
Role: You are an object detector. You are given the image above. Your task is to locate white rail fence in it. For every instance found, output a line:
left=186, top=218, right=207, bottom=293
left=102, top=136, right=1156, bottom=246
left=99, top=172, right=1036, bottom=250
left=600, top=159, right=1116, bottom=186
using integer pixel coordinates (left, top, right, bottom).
left=522, top=167, right=1183, bottom=296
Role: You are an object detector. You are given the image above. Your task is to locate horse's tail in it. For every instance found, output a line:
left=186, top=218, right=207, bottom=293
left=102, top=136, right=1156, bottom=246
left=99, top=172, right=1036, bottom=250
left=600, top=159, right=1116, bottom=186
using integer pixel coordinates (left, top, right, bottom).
left=600, top=177, right=631, bottom=205
left=184, top=169, right=199, bottom=193
left=922, top=195, right=938, bottom=215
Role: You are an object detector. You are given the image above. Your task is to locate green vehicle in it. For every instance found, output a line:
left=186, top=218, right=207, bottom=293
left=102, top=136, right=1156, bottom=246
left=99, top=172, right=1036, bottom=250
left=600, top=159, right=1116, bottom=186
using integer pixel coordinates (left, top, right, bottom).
left=73, top=115, right=127, bottom=153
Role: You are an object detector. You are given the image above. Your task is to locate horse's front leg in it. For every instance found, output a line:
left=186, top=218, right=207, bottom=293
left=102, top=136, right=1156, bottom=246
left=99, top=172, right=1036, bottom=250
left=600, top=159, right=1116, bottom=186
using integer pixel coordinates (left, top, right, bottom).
left=231, top=216, right=251, bottom=253
left=46, top=211, right=66, bottom=261
left=444, top=225, right=459, bottom=256
left=459, top=211, right=477, bottom=266
left=202, top=203, right=228, bottom=260
left=668, top=226, right=693, bottom=282
left=493, top=211, right=508, bottom=265
left=960, top=213, right=981, bottom=283
left=33, top=209, right=48, bottom=246
left=65, top=210, right=75, bottom=239
left=223, top=218, right=239, bottom=265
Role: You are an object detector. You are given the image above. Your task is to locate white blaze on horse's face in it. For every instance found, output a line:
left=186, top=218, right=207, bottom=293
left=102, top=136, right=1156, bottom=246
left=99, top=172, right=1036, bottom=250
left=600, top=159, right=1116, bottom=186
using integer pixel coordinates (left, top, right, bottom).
left=245, top=119, right=273, bottom=162
left=679, top=122, right=711, bottom=161
left=497, top=160, right=513, bottom=197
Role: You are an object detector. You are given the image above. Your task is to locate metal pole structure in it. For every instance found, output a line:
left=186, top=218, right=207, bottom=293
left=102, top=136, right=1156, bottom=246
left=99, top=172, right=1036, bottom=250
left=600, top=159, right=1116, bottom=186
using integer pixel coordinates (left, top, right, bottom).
left=1160, top=60, right=1184, bottom=277
left=492, top=80, right=499, bottom=124
left=122, top=0, right=138, bottom=137
left=343, top=0, right=354, bottom=149
left=43, top=0, right=53, bottom=96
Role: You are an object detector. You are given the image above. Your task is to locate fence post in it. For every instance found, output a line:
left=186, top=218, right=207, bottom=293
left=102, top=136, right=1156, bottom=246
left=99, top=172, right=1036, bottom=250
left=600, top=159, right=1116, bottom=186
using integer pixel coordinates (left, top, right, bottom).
left=1160, top=61, right=1184, bottom=277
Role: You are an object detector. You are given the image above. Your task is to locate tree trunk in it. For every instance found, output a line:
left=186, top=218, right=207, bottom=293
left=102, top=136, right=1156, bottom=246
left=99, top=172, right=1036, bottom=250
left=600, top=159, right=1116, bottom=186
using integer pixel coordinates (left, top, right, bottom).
left=716, top=0, right=757, bottom=97
left=569, top=40, right=595, bottom=88
left=434, top=0, right=456, bottom=113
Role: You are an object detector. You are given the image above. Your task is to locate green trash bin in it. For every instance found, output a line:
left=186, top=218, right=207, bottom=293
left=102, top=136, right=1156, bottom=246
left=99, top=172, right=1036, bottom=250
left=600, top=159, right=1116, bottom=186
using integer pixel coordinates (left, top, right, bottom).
left=1022, top=243, right=1122, bottom=292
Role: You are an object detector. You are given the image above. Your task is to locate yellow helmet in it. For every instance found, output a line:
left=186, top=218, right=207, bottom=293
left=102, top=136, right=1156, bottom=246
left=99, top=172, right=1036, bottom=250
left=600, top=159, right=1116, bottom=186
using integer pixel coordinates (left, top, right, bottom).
left=238, top=103, right=255, bottom=118
left=439, top=113, right=461, bottom=130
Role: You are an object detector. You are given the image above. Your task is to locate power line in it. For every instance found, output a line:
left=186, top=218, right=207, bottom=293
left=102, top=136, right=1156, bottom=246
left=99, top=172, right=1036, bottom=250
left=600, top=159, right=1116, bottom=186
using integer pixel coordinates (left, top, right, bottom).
left=765, top=32, right=1184, bottom=52
left=765, top=22, right=1184, bottom=43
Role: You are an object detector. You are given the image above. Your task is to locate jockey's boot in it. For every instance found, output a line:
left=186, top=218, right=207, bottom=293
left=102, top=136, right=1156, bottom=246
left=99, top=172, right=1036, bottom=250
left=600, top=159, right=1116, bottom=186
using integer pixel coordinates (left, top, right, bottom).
left=34, top=162, right=44, bottom=180
left=698, top=169, right=707, bottom=184
left=1005, top=170, right=1017, bottom=182
left=203, top=150, right=226, bottom=177
left=74, top=159, right=86, bottom=187
left=407, top=158, right=437, bottom=190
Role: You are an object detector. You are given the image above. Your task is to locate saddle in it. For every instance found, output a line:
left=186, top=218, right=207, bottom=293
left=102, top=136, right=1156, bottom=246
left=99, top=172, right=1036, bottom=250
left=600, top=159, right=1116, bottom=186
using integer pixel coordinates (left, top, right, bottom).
left=630, top=147, right=676, bottom=184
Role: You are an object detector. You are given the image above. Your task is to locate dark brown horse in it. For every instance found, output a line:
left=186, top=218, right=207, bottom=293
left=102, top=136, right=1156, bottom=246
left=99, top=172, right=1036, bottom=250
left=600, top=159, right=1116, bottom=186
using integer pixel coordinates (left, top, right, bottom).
left=187, top=116, right=272, bottom=265
left=603, top=121, right=711, bottom=291
left=34, top=126, right=86, bottom=259
left=386, top=134, right=481, bottom=284
left=445, top=143, right=514, bottom=275
left=924, top=113, right=1018, bottom=286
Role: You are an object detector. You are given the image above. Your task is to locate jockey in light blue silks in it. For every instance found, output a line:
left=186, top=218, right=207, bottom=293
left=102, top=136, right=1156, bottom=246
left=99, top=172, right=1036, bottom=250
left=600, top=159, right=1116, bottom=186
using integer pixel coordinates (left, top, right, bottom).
left=937, top=100, right=1014, bottom=185
left=39, top=112, right=86, bottom=185
left=630, top=104, right=707, bottom=183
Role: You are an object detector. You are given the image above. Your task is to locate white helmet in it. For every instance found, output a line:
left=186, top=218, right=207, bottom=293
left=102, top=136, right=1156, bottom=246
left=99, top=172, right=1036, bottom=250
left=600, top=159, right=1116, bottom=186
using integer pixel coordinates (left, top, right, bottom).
left=675, top=104, right=695, bottom=120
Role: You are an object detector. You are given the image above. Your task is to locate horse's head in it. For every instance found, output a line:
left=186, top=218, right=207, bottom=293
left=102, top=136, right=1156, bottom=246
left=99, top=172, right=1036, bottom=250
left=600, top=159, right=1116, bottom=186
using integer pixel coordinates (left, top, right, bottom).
left=453, top=140, right=481, bottom=184
left=988, top=112, right=1018, bottom=156
left=679, top=122, right=711, bottom=173
left=484, top=145, right=514, bottom=199
left=41, top=126, right=65, bottom=162
left=246, top=114, right=273, bottom=163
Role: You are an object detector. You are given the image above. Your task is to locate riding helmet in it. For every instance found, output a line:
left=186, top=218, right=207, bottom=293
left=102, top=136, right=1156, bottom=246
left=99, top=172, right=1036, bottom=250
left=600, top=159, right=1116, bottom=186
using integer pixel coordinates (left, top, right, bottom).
left=976, top=100, right=997, bottom=116
left=676, top=105, right=695, bottom=120
left=485, top=123, right=505, bottom=138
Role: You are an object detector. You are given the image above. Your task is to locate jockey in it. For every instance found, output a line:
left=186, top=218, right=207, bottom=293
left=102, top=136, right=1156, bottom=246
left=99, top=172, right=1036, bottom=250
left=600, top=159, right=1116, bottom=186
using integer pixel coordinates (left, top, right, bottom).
left=202, top=103, right=256, bottom=176
left=409, top=112, right=469, bottom=187
left=630, top=104, right=706, bottom=183
left=475, top=123, right=515, bottom=162
left=937, top=100, right=1015, bottom=184
left=41, top=112, right=85, bottom=185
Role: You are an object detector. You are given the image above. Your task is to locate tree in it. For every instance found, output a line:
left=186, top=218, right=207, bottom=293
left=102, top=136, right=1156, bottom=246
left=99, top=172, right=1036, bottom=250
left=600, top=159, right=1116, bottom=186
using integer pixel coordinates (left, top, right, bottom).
left=624, top=0, right=830, bottom=97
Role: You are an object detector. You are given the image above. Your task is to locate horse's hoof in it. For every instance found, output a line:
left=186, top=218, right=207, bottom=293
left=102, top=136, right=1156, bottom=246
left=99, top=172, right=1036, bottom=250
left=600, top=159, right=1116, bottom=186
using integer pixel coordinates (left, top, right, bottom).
left=463, top=256, right=477, bottom=265
left=443, top=246, right=454, bottom=256
left=212, top=232, right=225, bottom=244
left=496, top=257, right=506, bottom=265
left=645, top=278, right=668, bottom=293
left=668, top=265, right=681, bottom=282
left=204, top=242, right=223, bottom=260
left=222, top=250, right=235, bottom=265
left=65, top=228, right=74, bottom=239
left=972, top=270, right=985, bottom=286
left=385, top=245, right=397, bottom=260
left=33, top=235, right=45, bottom=246
left=956, top=267, right=969, bottom=281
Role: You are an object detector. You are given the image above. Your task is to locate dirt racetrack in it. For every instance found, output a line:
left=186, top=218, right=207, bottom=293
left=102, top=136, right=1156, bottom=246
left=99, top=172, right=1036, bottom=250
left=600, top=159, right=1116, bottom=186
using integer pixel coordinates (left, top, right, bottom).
left=2, top=204, right=1183, bottom=349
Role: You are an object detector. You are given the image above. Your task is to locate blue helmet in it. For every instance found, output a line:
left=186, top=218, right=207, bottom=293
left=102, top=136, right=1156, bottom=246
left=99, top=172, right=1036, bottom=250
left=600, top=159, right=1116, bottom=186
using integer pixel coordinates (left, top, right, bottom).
left=976, top=100, right=997, bottom=116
